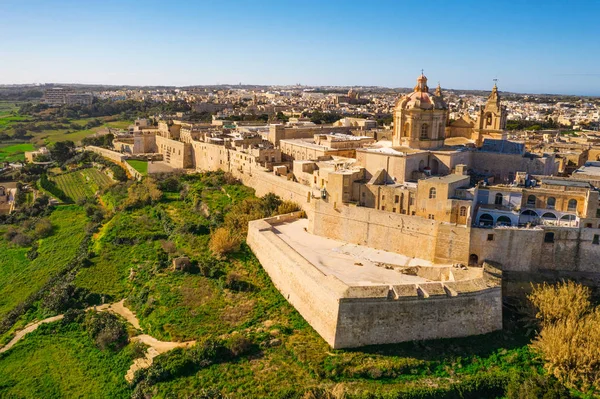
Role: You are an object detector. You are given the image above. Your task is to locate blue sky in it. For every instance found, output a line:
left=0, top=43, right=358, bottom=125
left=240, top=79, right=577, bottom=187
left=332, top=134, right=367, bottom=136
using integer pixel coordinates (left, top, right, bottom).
left=1, top=0, right=599, bottom=95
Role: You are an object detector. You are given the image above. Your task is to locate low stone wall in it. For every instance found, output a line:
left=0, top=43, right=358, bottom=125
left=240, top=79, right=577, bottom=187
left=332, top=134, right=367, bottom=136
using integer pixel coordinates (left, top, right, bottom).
left=247, top=215, right=503, bottom=349
left=85, top=146, right=126, bottom=163
left=123, top=161, right=143, bottom=181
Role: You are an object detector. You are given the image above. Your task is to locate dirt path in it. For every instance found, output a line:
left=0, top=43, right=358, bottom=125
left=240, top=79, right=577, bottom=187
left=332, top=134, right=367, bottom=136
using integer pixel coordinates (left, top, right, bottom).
left=125, top=335, right=196, bottom=382
left=0, top=315, right=64, bottom=354
left=0, top=300, right=195, bottom=382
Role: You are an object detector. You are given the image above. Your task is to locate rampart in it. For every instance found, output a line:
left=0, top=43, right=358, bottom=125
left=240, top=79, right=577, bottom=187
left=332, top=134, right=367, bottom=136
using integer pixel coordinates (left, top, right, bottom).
left=247, top=214, right=502, bottom=348
left=470, top=226, right=600, bottom=273
left=85, top=146, right=143, bottom=180
left=308, top=201, right=471, bottom=264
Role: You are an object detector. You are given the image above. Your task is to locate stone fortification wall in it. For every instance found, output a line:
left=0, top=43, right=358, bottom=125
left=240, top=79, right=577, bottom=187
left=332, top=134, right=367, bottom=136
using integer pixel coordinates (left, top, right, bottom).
left=247, top=215, right=502, bottom=348
left=470, top=226, right=600, bottom=273
left=123, top=161, right=143, bottom=181
left=308, top=201, right=471, bottom=264
left=335, top=278, right=502, bottom=347
left=190, top=140, right=315, bottom=212
left=235, top=170, right=314, bottom=213
left=247, top=217, right=346, bottom=346
left=85, top=146, right=143, bottom=180
left=85, top=146, right=126, bottom=163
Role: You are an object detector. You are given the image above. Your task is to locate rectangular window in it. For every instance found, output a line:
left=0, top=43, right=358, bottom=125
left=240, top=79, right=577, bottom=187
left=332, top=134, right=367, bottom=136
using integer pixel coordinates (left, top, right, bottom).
left=487, top=234, right=494, bottom=241
left=428, top=214, right=435, bottom=220
left=392, top=208, right=396, bottom=213
left=544, top=232, right=555, bottom=243
left=381, top=195, right=385, bottom=201
left=593, top=235, right=600, bottom=245
left=381, top=206, right=385, bottom=211
left=394, top=195, right=399, bottom=203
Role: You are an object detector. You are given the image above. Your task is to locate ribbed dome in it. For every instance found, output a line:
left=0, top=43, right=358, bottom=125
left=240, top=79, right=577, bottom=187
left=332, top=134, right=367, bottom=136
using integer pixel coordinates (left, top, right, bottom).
left=394, top=74, right=447, bottom=111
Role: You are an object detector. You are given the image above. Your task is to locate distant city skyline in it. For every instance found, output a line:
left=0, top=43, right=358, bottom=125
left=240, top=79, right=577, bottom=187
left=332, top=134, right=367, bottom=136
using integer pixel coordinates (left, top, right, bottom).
left=1, top=0, right=599, bottom=96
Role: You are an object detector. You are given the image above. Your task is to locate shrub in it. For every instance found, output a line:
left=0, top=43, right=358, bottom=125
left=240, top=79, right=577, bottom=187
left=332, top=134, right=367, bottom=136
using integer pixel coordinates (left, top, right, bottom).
left=225, top=334, right=253, bottom=357
left=275, top=201, right=301, bottom=215
left=41, top=282, right=92, bottom=313
left=506, top=373, right=573, bottom=399
left=209, top=227, right=241, bottom=258
left=33, top=218, right=53, bottom=238
left=528, top=281, right=591, bottom=325
left=124, top=178, right=163, bottom=209
left=84, top=311, right=129, bottom=351
left=11, top=232, right=32, bottom=247
left=529, top=282, right=600, bottom=391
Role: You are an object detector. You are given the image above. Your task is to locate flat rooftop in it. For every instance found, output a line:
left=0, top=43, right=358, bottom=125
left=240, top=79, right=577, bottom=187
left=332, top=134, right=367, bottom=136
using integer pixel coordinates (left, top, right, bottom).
left=271, top=218, right=451, bottom=286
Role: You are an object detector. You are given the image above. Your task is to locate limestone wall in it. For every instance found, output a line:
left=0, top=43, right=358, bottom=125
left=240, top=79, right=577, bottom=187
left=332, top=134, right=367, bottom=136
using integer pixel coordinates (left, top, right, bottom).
left=247, top=216, right=502, bottom=349
left=156, top=135, right=192, bottom=169
left=85, top=146, right=126, bottom=163
left=469, top=226, right=600, bottom=273
left=247, top=218, right=346, bottom=346
left=335, top=286, right=502, bottom=347
left=309, top=201, right=471, bottom=264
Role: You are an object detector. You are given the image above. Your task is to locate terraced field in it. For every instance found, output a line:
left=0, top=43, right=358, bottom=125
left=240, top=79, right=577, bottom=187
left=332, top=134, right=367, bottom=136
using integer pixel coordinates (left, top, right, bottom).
left=51, top=168, right=114, bottom=201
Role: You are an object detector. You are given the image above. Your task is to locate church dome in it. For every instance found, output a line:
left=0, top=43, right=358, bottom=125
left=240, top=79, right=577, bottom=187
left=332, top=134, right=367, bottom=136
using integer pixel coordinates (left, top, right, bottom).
left=395, top=74, right=447, bottom=111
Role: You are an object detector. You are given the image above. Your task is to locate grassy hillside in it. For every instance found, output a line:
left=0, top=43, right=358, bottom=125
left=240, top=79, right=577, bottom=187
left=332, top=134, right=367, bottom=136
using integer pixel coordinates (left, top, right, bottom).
left=0, top=206, right=87, bottom=319
left=0, top=322, right=134, bottom=398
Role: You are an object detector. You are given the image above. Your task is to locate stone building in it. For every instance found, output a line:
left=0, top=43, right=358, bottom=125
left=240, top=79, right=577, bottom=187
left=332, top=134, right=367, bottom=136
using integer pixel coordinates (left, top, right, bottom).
left=392, top=74, right=447, bottom=150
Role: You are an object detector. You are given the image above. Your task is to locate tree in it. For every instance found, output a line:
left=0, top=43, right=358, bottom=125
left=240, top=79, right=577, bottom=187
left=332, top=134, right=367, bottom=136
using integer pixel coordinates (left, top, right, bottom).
left=49, top=140, right=75, bottom=163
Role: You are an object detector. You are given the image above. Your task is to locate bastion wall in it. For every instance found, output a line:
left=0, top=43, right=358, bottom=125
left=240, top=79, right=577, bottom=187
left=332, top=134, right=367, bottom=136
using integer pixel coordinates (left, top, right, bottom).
left=308, top=201, right=471, bottom=264
left=247, top=214, right=502, bottom=348
left=470, top=226, right=600, bottom=273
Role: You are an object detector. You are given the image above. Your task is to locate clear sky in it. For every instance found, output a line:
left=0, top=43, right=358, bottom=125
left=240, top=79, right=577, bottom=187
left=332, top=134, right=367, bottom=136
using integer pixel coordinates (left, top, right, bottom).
left=1, top=0, right=599, bottom=95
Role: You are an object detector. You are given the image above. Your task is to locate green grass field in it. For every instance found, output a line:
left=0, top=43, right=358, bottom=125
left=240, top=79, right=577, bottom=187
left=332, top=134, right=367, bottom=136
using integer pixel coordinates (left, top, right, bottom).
left=0, top=102, right=22, bottom=116
left=50, top=168, right=114, bottom=202
left=0, top=143, right=35, bottom=162
left=31, top=119, right=133, bottom=146
left=0, top=206, right=87, bottom=319
left=0, top=322, right=134, bottom=398
left=126, top=160, right=148, bottom=175
left=0, top=111, right=132, bottom=145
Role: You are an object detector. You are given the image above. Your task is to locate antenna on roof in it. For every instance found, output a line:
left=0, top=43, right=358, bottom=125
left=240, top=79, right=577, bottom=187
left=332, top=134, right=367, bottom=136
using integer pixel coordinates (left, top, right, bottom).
left=421, top=69, right=424, bottom=75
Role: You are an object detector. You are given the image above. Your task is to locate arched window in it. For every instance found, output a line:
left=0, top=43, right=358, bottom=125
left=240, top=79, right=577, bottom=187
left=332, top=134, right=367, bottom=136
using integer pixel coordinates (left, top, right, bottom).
left=479, top=213, right=494, bottom=227
left=459, top=206, right=467, bottom=217
left=547, top=197, right=556, bottom=209
left=420, top=124, right=428, bottom=139
left=542, top=212, right=557, bottom=220
left=567, top=199, right=577, bottom=212
left=527, top=195, right=536, bottom=206
left=429, top=187, right=436, bottom=199
left=494, top=193, right=503, bottom=205
left=497, top=216, right=512, bottom=226
left=486, top=113, right=492, bottom=126
left=403, top=123, right=410, bottom=137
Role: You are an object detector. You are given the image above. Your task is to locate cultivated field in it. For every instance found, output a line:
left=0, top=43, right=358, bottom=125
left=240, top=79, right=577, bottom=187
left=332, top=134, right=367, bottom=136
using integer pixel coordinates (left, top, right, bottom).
left=0, top=143, right=35, bottom=162
left=50, top=168, right=114, bottom=202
